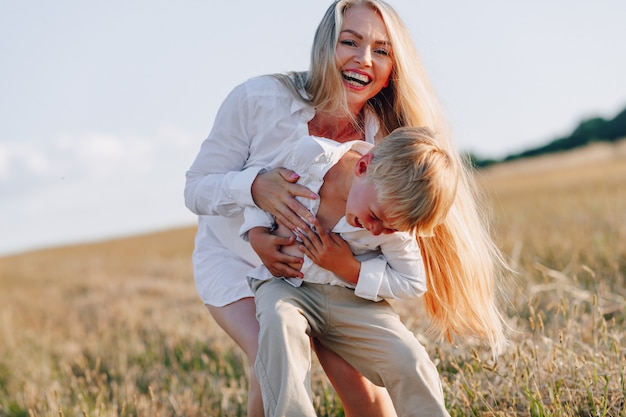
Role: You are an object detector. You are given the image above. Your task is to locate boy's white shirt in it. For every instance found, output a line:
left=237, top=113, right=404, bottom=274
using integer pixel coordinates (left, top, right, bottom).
left=240, top=136, right=427, bottom=302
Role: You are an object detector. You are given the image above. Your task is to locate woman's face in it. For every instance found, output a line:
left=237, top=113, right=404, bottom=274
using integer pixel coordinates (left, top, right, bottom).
left=336, top=4, right=394, bottom=114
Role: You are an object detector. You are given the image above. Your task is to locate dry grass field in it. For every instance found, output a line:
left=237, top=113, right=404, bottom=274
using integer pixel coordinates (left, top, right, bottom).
left=1, top=140, right=625, bottom=416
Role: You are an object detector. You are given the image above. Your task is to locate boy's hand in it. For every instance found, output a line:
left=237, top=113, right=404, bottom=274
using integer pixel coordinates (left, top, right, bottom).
left=294, top=221, right=360, bottom=284
left=249, top=227, right=304, bottom=278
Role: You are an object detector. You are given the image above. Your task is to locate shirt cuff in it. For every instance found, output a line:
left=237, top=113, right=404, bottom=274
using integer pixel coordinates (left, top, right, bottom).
left=353, top=255, right=387, bottom=302
left=231, top=166, right=263, bottom=208
left=239, top=207, right=275, bottom=241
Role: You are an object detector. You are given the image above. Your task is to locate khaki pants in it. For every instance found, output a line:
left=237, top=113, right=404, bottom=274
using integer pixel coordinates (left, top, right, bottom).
left=250, top=279, right=450, bottom=417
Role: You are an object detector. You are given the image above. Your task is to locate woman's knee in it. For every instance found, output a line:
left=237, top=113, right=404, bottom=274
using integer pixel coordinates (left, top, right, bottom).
left=206, top=299, right=259, bottom=361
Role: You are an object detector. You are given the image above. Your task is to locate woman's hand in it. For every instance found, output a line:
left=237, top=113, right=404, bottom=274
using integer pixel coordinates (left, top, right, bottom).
left=251, top=168, right=318, bottom=231
left=248, top=227, right=304, bottom=279
left=295, top=221, right=360, bottom=284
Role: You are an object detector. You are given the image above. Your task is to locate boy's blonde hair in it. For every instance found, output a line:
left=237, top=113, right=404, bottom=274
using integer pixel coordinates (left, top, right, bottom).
left=367, top=127, right=458, bottom=237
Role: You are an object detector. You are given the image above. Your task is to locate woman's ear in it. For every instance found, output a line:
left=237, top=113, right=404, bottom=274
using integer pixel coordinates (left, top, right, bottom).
left=355, top=153, right=373, bottom=177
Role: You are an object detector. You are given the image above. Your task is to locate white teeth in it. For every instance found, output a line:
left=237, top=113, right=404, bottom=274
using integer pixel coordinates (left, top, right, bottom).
left=342, top=71, right=370, bottom=85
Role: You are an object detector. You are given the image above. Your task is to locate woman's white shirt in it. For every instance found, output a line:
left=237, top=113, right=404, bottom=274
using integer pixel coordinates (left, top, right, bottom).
left=184, top=75, right=381, bottom=306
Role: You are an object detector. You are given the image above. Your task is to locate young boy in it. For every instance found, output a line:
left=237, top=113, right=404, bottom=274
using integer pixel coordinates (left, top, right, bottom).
left=241, top=127, right=457, bottom=417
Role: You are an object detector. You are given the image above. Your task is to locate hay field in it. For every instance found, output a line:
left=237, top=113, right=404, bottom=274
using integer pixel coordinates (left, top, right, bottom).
left=1, top=141, right=625, bottom=416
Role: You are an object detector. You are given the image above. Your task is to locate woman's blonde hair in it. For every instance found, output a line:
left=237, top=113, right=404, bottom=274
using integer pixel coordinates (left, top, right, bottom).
left=367, top=127, right=458, bottom=237
left=279, top=0, right=509, bottom=355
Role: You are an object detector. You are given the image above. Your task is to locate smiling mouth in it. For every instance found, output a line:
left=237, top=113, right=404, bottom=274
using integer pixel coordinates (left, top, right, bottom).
left=342, top=71, right=371, bottom=87
left=354, top=217, right=364, bottom=228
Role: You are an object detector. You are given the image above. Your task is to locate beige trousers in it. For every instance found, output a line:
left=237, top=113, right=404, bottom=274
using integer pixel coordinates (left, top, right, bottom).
left=250, top=279, right=450, bottom=417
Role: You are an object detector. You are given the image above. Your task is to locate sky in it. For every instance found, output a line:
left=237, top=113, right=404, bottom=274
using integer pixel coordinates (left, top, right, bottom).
left=1, top=0, right=625, bottom=256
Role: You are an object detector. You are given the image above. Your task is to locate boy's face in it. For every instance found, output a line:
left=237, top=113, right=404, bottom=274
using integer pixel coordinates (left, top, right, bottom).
left=346, top=160, right=397, bottom=236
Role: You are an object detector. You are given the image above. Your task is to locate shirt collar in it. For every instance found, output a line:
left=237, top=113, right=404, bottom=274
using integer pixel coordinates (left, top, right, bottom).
left=287, top=82, right=381, bottom=142
left=333, top=216, right=363, bottom=233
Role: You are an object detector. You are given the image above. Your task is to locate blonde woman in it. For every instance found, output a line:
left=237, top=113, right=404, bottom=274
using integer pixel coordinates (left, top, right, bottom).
left=185, top=0, right=507, bottom=415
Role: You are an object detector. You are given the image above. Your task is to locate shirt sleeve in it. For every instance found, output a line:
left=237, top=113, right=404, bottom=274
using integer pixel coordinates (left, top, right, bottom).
left=239, top=206, right=275, bottom=241
left=184, top=81, right=260, bottom=217
left=353, top=233, right=427, bottom=302
left=238, top=137, right=312, bottom=240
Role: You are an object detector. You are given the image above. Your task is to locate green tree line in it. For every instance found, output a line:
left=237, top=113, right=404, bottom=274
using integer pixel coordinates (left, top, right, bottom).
left=470, top=106, right=626, bottom=169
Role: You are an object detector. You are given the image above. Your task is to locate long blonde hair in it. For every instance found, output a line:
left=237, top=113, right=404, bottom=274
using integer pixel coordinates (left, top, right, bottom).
left=280, top=0, right=509, bottom=355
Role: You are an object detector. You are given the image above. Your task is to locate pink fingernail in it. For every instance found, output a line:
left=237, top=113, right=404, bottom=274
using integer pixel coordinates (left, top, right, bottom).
left=290, top=173, right=300, bottom=179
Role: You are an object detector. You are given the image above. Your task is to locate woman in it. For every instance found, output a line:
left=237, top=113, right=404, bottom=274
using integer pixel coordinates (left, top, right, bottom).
left=185, top=0, right=506, bottom=415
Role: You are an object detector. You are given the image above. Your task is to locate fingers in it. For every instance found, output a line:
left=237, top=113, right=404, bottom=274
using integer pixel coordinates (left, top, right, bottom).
left=271, top=234, right=295, bottom=247
left=313, top=225, right=334, bottom=246
left=294, top=228, right=315, bottom=251
left=276, top=168, right=320, bottom=200
left=302, top=220, right=331, bottom=246
left=275, top=206, right=309, bottom=232
left=268, top=253, right=304, bottom=279
left=249, top=229, right=303, bottom=279
left=295, top=223, right=318, bottom=241
left=277, top=167, right=300, bottom=183
left=254, top=168, right=318, bottom=231
left=252, top=169, right=311, bottom=216
left=294, top=225, right=324, bottom=259
left=327, top=231, right=345, bottom=245
left=289, top=181, right=319, bottom=201
left=279, top=186, right=318, bottom=230
left=261, top=234, right=304, bottom=278
left=296, top=237, right=316, bottom=262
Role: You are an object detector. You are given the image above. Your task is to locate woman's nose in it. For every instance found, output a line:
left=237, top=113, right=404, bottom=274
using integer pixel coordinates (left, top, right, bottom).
left=354, top=47, right=372, bottom=67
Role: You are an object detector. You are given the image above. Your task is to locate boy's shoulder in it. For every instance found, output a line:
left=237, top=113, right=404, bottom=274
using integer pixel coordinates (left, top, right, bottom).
left=286, top=136, right=329, bottom=168
left=298, top=136, right=355, bottom=163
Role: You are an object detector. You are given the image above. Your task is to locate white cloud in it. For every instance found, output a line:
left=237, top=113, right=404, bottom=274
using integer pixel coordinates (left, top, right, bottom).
left=0, top=128, right=200, bottom=256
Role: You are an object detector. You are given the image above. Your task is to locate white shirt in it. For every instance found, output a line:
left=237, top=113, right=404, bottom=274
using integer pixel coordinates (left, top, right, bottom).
left=184, top=75, right=386, bottom=306
left=240, top=136, right=427, bottom=302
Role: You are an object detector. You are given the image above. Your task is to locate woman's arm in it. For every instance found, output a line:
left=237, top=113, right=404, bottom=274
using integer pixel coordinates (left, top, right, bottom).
left=185, top=79, right=319, bottom=226
left=184, top=77, right=319, bottom=276
left=184, top=83, right=260, bottom=217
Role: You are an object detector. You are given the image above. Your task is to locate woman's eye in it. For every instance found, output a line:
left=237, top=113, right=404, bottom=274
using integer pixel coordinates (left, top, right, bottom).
left=374, top=48, right=391, bottom=56
left=340, top=39, right=357, bottom=47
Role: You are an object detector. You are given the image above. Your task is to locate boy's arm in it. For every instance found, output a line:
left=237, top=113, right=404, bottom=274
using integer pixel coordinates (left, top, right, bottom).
left=353, top=232, right=427, bottom=302
left=295, top=223, right=426, bottom=301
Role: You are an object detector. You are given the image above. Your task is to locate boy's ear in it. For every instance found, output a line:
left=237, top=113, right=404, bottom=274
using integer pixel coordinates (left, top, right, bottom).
left=355, top=153, right=373, bottom=177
